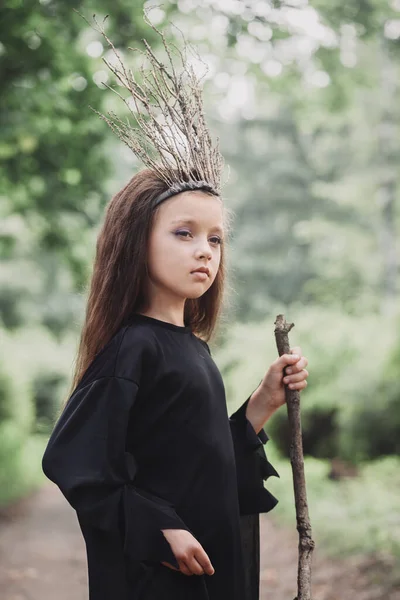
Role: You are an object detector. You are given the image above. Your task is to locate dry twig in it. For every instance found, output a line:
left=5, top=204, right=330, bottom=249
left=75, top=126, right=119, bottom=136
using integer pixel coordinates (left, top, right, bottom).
left=73, top=8, right=225, bottom=192
left=274, top=314, right=315, bottom=600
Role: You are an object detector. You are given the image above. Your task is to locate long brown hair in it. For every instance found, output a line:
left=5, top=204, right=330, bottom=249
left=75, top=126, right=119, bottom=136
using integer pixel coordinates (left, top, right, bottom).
left=67, top=168, right=233, bottom=401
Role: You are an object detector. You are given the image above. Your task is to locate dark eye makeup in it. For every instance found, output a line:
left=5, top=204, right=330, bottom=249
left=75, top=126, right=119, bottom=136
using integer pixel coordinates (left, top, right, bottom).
left=175, top=230, right=223, bottom=245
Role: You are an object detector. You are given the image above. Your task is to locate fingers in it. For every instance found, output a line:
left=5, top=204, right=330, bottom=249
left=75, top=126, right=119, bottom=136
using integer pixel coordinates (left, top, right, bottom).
left=162, top=530, right=214, bottom=577
left=283, top=370, right=308, bottom=390
left=278, top=353, right=308, bottom=374
left=176, top=549, right=215, bottom=577
left=265, top=347, right=309, bottom=392
left=288, top=347, right=307, bottom=373
left=194, top=549, right=215, bottom=576
left=278, top=348, right=309, bottom=390
left=283, top=369, right=308, bottom=384
left=161, top=561, right=180, bottom=571
left=286, top=379, right=308, bottom=390
left=178, top=560, right=194, bottom=576
left=286, top=358, right=308, bottom=375
left=162, top=559, right=192, bottom=575
left=186, top=556, right=207, bottom=576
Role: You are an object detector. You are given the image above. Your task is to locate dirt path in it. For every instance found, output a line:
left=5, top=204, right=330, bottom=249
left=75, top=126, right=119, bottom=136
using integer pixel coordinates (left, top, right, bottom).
left=0, top=482, right=398, bottom=600
left=0, top=482, right=87, bottom=600
left=259, top=514, right=399, bottom=600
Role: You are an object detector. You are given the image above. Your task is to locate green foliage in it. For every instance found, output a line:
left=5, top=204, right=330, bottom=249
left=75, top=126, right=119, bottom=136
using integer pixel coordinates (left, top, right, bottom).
left=343, top=335, right=400, bottom=459
left=0, top=2, right=105, bottom=336
left=0, top=420, right=27, bottom=502
left=266, top=450, right=400, bottom=559
left=0, top=431, right=48, bottom=507
left=0, top=0, right=163, bottom=337
left=217, top=306, right=399, bottom=462
left=1, top=1, right=111, bottom=248
left=0, top=345, right=34, bottom=431
left=33, top=372, right=67, bottom=434
left=0, top=327, right=36, bottom=506
left=345, top=390, right=400, bottom=459
left=0, top=325, right=76, bottom=506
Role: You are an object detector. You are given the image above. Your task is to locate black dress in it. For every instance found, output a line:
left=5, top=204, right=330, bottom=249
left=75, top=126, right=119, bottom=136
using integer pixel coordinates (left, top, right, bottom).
left=42, top=313, right=279, bottom=600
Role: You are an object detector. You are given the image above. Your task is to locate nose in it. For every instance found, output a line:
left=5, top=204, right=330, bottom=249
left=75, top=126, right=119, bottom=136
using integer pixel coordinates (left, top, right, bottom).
left=196, top=245, right=212, bottom=261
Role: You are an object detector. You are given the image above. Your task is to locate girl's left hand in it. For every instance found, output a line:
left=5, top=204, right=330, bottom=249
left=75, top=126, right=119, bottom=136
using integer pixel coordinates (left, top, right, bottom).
left=260, top=346, right=309, bottom=413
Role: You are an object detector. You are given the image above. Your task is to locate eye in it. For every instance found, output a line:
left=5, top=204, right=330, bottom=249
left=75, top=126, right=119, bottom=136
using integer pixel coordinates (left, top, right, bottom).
left=175, top=231, right=223, bottom=245
left=210, top=236, right=223, bottom=245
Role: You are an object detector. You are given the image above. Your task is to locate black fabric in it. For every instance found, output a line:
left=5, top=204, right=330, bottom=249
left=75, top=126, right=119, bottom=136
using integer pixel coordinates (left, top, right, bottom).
left=240, top=514, right=261, bottom=600
left=42, top=313, right=279, bottom=600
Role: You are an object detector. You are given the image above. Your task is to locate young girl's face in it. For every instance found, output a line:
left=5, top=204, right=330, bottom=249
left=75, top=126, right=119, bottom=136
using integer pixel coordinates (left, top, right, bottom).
left=146, top=190, right=224, bottom=303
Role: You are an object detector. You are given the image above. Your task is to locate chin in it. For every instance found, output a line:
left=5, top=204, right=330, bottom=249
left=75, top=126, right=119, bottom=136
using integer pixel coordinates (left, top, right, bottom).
left=162, top=279, right=212, bottom=300
left=186, top=291, right=208, bottom=299
left=185, top=285, right=211, bottom=299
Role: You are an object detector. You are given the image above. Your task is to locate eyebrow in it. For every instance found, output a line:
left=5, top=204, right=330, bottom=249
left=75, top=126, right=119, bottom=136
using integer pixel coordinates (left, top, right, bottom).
left=171, top=218, right=224, bottom=235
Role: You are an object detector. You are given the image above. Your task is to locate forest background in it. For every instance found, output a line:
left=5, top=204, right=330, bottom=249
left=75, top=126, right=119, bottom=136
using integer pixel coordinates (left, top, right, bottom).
left=1, top=0, right=399, bottom=589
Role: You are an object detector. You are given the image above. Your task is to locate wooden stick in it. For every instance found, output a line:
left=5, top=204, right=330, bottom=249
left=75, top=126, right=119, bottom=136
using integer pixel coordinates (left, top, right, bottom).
left=274, top=314, right=315, bottom=600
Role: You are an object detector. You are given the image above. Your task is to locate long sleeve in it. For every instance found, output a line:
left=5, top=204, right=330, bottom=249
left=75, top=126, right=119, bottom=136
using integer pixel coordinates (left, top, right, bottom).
left=42, top=376, right=191, bottom=569
left=229, top=393, right=279, bottom=515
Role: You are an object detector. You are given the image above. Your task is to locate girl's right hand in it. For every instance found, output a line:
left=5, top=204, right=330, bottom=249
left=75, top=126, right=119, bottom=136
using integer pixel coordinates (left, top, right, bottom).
left=160, top=529, right=215, bottom=576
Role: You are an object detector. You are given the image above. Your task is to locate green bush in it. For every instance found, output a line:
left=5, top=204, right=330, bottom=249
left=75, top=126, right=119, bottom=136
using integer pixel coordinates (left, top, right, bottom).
left=0, top=324, right=75, bottom=506
left=219, top=306, right=399, bottom=462
left=341, top=336, right=400, bottom=460
left=265, top=448, right=400, bottom=559
left=33, top=371, right=67, bottom=434
left=0, top=334, right=35, bottom=505
left=0, top=352, right=34, bottom=431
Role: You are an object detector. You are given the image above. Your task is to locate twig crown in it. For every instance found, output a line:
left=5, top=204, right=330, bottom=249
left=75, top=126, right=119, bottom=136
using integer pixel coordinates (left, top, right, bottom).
left=75, top=8, right=225, bottom=194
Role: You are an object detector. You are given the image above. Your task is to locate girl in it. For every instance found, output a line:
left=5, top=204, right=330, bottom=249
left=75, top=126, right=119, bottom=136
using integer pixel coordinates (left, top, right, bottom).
left=42, top=168, right=308, bottom=600
left=42, top=15, right=309, bottom=600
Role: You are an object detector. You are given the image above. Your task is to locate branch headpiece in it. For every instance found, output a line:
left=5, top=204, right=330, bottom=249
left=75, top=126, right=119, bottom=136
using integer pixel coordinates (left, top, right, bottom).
left=76, top=9, right=226, bottom=209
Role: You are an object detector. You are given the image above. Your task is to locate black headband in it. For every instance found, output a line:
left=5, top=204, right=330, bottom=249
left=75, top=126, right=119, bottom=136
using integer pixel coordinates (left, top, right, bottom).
left=152, top=180, right=219, bottom=209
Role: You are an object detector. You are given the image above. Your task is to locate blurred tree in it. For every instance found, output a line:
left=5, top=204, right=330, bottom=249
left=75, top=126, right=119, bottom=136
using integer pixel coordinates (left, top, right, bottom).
left=0, top=0, right=164, bottom=334
left=312, top=0, right=400, bottom=316
left=195, top=0, right=400, bottom=320
left=218, top=105, right=366, bottom=319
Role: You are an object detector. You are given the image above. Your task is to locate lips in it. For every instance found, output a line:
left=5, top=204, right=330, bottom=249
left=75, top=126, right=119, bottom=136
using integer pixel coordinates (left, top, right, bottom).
left=191, top=268, right=210, bottom=276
